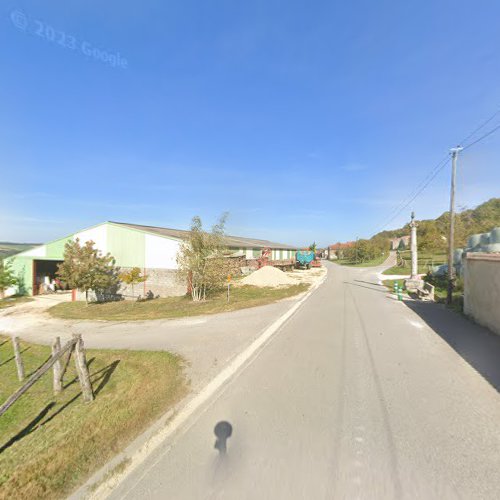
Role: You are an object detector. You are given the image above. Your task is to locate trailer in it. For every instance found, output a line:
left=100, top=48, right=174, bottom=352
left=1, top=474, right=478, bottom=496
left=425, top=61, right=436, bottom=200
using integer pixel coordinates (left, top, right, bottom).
left=295, top=250, right=315, bottom=269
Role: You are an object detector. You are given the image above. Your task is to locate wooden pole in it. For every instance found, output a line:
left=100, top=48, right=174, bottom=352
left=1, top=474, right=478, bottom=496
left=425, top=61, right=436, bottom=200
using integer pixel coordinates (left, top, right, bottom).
left=12, top=336, right=25, bottom=382
left=51, top=337, right=63, bottom=394
left=73, top=334, right=94, bottom=403
left=59, top=343, right=75, bottom=384
left=0, top=338, right=77, bottom=417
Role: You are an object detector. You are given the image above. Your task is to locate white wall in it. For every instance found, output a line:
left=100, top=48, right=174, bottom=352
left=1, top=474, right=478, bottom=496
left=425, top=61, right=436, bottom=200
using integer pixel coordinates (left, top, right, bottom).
left=145, top=234, right=180, bottom=269
left=74, top=225, right=108, bottom=253
left=20, top=245, right=46, bottom=257
left=464, top=253, right=500, bottom=336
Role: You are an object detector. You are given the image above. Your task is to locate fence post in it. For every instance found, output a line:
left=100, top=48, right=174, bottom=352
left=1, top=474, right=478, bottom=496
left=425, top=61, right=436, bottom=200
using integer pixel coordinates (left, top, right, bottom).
left=52, top=337, right=63, bottom=394
left=12, top=336, right=25, bottom=382
left=73, top=334, right=94, bottom=403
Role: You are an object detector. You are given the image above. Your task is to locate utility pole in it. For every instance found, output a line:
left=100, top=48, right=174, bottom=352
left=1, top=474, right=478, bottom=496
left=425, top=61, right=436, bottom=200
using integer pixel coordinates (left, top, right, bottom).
left=447, top=146, right=463, bottom=305
left=409, top=212, right=418, bottom=279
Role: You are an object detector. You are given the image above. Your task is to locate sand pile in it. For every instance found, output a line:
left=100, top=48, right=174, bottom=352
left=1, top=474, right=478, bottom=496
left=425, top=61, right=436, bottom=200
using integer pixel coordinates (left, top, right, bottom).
left=241, top=265, right=295, bottom=287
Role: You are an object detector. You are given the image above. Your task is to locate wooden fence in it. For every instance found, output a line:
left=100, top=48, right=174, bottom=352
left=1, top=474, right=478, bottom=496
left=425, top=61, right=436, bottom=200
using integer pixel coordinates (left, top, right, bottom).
left=0, top=334, right=94, bottom=417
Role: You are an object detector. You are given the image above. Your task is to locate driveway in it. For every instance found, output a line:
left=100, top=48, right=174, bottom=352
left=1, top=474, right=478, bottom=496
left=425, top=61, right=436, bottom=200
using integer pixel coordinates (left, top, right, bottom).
left=0, top=273, right=325, bottom=392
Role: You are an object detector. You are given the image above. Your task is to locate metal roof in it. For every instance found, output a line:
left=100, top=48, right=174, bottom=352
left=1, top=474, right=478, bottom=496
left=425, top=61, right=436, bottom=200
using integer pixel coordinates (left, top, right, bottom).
left=109, top=222, right=297, bottom=250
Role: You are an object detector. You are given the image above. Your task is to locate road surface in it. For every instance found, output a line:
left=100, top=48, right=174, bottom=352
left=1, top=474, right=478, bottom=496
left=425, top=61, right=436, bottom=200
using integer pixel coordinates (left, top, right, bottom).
left=107, top=261, right=500, bottom=499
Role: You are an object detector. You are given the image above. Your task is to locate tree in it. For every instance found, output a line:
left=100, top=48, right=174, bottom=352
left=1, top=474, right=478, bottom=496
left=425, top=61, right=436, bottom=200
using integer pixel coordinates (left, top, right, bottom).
left=308, top=242, right=317, bottom=253
left=177, top=213, right=230, bottom=301
left=57, top=239, right=119, bottom=304
left=119, top=267, right=147, bottom=299
left=0, top=259, right=18, bottom=299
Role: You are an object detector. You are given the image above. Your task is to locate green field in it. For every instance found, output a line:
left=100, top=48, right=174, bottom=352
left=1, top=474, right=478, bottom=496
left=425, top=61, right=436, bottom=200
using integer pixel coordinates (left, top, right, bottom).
left=382, top=252, right=447, bottom=275
left=0, top=336, right=186, bottom=499
left=0, top=242, right=38, bottom=260
left=336, top=254, right=387, bottom=268
left=49, top=284, right=309, bottom=321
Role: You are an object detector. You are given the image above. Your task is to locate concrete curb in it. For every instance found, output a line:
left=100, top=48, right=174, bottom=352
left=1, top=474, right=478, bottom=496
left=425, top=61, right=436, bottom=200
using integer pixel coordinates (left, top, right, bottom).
left=71, top=270, right=328, bottom=500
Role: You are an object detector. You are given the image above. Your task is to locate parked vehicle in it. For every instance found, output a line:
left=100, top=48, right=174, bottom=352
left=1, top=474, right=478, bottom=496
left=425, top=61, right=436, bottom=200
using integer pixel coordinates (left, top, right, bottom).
left=295, top=250, right=315, bottom=269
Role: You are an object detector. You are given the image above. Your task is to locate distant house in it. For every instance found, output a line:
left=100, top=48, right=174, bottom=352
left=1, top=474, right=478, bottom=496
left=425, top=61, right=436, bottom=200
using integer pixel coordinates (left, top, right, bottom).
left=390, top=235, right=410, bottom=250
left=5, top=221, right=298, bottom=298
left=328, top=241, right=355, bottom=260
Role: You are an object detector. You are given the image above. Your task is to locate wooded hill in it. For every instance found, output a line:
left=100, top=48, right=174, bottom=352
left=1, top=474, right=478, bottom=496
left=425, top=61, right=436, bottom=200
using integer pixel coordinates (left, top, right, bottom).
left=0, top=242, right=38, bottom=259
left=372, top=198, right=500, bottom=252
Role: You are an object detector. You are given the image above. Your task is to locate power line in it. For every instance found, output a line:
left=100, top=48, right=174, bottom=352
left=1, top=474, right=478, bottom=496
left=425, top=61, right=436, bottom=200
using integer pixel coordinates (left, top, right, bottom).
left=376, top=109, right=500, bottom=232
left=378, top=154, right=449, bottom=227
left=462, top=122, right=500, bottom=150
left=377, top=156, right=450, bottom=232
left=458, top=108, right=500, bottom=145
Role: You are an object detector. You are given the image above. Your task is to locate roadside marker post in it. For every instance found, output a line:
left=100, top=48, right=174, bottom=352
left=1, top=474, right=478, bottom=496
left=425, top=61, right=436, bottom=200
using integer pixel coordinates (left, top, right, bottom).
left=227, top=275, right=231, bottom=303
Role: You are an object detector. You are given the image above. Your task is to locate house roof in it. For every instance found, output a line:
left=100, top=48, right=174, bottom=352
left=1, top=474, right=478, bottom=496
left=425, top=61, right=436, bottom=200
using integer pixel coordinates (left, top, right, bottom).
left=109, top=222, right=297, bottom=250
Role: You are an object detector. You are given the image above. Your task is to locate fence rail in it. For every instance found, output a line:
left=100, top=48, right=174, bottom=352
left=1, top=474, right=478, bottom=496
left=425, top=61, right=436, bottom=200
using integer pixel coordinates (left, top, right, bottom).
left=0, top=334, right=94, bottom=418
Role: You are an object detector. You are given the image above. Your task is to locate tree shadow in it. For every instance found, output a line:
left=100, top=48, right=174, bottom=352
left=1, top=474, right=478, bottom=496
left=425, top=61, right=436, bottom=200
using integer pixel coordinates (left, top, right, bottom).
left=0, top=347, right=31, bottom=368
left=405, top=300, right=500, bottom=392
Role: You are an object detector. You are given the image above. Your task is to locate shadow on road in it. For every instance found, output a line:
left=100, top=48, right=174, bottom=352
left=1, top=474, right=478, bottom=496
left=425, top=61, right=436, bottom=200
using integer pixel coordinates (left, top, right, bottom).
left=214, top=421, right=233, bottom=455
left=344, top=281, right=389, bottom=294
left=405, top=300, right=500, bottom=392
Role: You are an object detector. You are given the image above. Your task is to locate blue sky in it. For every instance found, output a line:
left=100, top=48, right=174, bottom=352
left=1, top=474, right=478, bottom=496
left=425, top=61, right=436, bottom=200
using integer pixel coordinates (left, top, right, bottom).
left=1, top=0, right=499, bottom=246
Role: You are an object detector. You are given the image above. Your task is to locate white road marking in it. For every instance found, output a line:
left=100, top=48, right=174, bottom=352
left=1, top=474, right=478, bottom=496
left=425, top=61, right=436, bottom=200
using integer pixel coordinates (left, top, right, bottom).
left=82, top=271, right=328, bottom=499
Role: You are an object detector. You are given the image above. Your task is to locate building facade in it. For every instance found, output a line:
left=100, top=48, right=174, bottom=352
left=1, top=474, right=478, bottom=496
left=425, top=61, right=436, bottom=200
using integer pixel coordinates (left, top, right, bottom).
left=6, top=221, right=297, bottom=298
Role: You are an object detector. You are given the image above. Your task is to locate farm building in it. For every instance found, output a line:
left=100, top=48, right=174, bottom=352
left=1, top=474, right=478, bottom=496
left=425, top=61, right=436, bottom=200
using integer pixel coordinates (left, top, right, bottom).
left=5, top=221, right=297, bottom=297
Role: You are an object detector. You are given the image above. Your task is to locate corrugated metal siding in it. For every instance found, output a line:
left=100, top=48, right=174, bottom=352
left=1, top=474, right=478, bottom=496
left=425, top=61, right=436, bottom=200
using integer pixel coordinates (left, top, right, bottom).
left=7, top=256, right=33, bottom=295
left=46, top=237, right=71, bottom=258
left=107, top=224, right=145, bottom=267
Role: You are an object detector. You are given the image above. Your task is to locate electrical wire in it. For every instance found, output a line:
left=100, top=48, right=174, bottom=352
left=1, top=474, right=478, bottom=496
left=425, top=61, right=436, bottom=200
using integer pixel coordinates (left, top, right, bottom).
left=462, top=122, right=500, bottom=151
left=376, top=109, right=500, bottom=232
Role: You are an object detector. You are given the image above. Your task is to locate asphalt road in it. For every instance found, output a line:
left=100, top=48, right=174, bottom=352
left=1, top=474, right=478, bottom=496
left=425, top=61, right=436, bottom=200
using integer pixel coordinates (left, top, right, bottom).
left=108, top=261, right=500, bottom=500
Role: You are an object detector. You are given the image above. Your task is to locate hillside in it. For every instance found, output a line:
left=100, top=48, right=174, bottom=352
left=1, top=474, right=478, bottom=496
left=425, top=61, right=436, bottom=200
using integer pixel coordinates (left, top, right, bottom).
left=372, top=198, right=500, bottom=252
left=0, top=242, right=38, bottom=259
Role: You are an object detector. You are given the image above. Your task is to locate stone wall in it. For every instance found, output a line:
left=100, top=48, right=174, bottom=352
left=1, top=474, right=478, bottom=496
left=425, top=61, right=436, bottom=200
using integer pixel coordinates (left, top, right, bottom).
left=75, top=267, right=187, bottom=301
left=463, top=253, right=500, bottom=336
left=131, top=267, right=186, bottom=299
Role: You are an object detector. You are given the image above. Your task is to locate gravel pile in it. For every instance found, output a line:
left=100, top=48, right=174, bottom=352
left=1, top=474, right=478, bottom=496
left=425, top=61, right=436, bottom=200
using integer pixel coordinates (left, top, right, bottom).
left=241, top=265, right=296, bottom=287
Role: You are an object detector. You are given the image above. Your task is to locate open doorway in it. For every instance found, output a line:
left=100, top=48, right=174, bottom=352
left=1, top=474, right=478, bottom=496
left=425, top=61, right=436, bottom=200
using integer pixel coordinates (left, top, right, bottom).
left=33, top=260, right=63, bottom=295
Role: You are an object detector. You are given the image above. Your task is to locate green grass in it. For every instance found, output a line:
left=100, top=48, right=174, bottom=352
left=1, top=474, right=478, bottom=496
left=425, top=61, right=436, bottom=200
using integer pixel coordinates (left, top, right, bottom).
left=0, top=243, right=38, bottom=259
left=0, top=336, right=186, bottom=499
left=48, top=284, right=309, bottom=321
left=337, top=254, right=387, bottom=268
left=0, top=296, right=34, bottom=310
left=382, top=252, right=447, bottom=275
left=382, top=278, right=463, bottom=312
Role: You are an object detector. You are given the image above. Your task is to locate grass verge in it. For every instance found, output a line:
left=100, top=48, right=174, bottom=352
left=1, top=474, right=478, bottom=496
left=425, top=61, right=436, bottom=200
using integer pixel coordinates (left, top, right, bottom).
left=48, top=284, right=309, bottom=321
left=0, top=296, right=33, bottom=310
left=0, top=336, right=186, bottom=499
left=382, top=278, right=464, bottom=313
left=382, top=253, right=447, bottom=275
left=337, top=254, right=387, bottom=268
